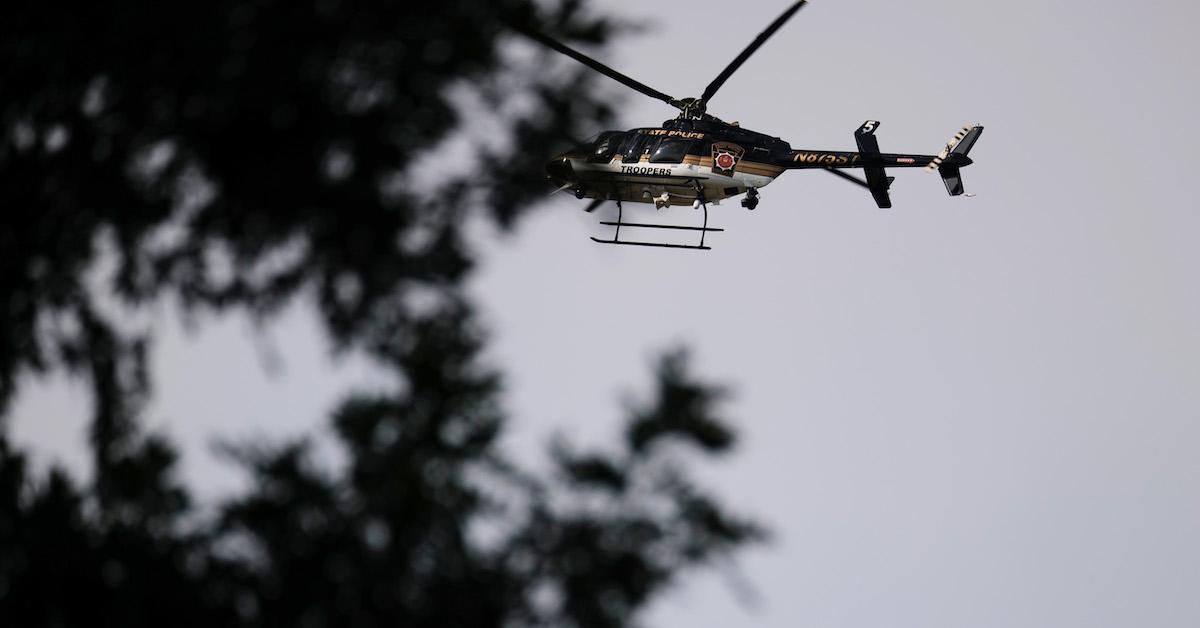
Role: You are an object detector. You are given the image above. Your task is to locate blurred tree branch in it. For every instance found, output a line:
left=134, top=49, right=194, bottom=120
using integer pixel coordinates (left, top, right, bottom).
left=0, top=1, right=765, bottom=625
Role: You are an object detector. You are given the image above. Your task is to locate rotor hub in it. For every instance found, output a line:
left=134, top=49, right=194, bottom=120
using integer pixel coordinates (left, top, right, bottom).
left=675, top=97, right=707, bottom=119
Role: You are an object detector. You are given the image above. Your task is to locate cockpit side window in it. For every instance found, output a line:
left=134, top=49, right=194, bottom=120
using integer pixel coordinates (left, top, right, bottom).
left=587, top=131, right=625, bottom=163
left=649, top=138, right=697, bottom=163
left=620, top=134, right=652, bottom=163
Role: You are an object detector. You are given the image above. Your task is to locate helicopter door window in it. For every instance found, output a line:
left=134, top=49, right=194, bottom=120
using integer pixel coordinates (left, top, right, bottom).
left=649, top=138, right=696, bottom=163
left=620, top=135, right=650, bottom=163
left=587, top=132, right=625, bottom=163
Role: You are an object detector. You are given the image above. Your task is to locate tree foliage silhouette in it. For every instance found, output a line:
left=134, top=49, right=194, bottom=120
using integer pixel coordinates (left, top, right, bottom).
left=0, top=1, right=764, bottom=625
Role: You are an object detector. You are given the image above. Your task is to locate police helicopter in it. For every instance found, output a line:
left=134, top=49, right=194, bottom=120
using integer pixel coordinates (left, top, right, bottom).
left=518, top=0, right=984, bottom=250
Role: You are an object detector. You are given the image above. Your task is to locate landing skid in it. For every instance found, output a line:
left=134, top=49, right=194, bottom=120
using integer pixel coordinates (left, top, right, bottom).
left=590, top=180, right=721, bottom=251
left=590, top=237, right=715, bottom=251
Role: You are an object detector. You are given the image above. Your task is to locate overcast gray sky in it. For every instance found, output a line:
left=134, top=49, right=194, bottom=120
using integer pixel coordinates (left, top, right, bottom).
left=12, top=1, right=1200, bottom=626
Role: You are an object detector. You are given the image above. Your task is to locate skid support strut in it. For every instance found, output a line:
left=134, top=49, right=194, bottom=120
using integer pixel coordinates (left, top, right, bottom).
left=589, top=179, right=722, bottom=250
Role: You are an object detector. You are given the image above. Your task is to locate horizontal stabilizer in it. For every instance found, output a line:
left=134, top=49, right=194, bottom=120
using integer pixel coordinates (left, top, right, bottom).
left=854, top=120, right=882, bottom=155
left=855, top=120, right=892, bottom=208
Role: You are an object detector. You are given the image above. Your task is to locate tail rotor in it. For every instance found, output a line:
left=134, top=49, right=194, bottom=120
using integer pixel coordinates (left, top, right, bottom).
left=924, top=124, right=974, bottom=173
left=926, top=123, right=984, bottom=196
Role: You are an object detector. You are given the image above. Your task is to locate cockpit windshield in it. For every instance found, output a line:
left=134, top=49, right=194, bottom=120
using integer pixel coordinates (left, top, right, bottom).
left=585, top=131, right=626, bottom=163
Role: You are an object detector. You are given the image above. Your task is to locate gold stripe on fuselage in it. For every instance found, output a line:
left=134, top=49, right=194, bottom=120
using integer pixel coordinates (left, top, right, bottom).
left=612, top=155, right=783, bottom=178
left=735, top=161, right=784, bottom=177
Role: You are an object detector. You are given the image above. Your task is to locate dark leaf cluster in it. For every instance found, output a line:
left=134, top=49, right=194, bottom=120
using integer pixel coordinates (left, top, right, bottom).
left=0, top=1, right=765, bottom=625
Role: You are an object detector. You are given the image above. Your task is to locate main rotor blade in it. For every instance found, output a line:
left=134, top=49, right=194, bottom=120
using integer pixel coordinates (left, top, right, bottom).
left=583, top=198, right=606, bottom=213
left=700, top=0, right=807, bottom=104
left=514, top=26, right=682, bottom=110
left=823, top=167, right=870, bottom=189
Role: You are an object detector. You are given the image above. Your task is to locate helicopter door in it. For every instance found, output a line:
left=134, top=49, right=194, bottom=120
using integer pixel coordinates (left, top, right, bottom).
left=620, top=134, right=651, bottom=163
left=649, top=138, right=697, bottom=164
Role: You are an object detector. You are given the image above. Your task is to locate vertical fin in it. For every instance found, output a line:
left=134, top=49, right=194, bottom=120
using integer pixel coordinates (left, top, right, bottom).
left=924, top=124, right=972, bottom=172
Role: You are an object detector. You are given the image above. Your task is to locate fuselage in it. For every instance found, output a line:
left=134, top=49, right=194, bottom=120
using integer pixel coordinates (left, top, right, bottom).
left=546, top=118, right=788, bottom=206
left=545, top=117, right=957, bottom=207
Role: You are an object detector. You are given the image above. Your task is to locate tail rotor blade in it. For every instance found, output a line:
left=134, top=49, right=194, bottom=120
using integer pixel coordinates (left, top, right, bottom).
left=924, top=124, right=972, bottom=172
left=823, top=167, right=870, bottom=189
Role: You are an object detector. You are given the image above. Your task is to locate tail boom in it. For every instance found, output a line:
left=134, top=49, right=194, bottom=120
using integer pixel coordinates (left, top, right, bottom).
left=779, top=120, right=983, bottom=204
left=783, top=150, right=938, bottom=170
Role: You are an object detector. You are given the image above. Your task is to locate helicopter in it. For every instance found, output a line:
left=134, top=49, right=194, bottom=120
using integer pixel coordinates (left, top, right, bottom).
left=518, top=0, right=984, bottom=250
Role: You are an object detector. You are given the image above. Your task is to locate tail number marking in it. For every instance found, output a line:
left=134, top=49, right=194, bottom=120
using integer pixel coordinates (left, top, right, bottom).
left=792, top=153, right=859, bottom=165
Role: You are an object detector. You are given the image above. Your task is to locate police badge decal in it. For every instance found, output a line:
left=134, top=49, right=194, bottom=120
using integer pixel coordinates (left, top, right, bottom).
left=710, top=142, right=744, bottom=177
